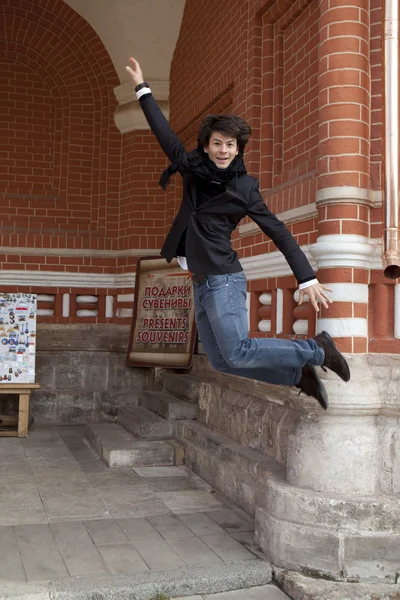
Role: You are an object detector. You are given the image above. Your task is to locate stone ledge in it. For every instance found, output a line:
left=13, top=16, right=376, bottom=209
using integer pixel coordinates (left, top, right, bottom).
left=266, top=477, right=400, bottom=533
left=256, top=509, right=400, bottom=583
left=176, top=420, right=285, bottom=515
left=276, top=570, right=400, bottom=600
left=0, top=560, right=272, bottom=600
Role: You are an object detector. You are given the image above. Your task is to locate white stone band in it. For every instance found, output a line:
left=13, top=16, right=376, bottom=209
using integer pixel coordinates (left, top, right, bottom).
left=324, top=283, right=369, bottom=303
left=316, top=318, right=368, bottom=338
left=315, top=186, right=380, bottom=208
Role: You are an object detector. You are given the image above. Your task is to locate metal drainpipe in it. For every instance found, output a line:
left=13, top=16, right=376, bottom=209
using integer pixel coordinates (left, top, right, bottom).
left=382, top=0, right=400, bottom=279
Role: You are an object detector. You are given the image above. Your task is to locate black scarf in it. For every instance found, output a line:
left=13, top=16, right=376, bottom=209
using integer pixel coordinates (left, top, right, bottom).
left=159, top=146, right=247, bottom=190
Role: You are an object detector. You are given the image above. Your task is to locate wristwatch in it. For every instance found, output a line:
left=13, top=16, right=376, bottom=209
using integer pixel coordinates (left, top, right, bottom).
left=135, top=82, right=149, bottom=92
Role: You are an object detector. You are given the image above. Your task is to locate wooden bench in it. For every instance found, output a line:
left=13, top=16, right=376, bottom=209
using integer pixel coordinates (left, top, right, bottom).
left=0, top=384, right=40, bottom=437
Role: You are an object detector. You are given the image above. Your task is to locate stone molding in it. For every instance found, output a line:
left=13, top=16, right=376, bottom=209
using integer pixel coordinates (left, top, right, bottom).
left=316, top=186, right=382, bottom=208
left=238, top=203, right=318, bottom=237
left=310, top=235, right=381, bottom=270
left=240, top=245, right=317, bottom=280
left=113, top=79, right=170, bottom=133
left=0, top=247, right=159, bottom=258
left=0, top=270, right=136, bottom=289
left=114, top=80, right=170, bottom=106
left=114, top=100, right=169, bottom=133
left=1, top=237, right=383, bottom=287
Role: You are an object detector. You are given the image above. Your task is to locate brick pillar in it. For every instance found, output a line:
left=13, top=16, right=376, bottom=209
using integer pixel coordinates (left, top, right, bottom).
left=312, top=0, right=371, bottom=353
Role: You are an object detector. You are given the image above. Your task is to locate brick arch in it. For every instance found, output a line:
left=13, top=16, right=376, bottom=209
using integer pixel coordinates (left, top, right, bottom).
left=0, top=0, right=121, bottom=249
left=1, top=47, right=70, bottom=200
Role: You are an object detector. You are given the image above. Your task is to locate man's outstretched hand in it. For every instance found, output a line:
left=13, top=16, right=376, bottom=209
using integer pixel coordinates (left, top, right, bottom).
left=126, top=57, right=144, bottom=87
left=298, top=282, right=333, bottom=312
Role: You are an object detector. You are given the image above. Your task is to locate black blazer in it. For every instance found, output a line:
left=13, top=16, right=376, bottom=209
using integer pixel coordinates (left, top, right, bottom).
left=139, top=93, right=316, bottom=282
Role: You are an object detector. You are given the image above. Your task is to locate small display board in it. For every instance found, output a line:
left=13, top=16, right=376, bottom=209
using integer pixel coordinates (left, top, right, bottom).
left=127, top=257, right=196, bottom=368
left=0, top=293, right=37, bottom=384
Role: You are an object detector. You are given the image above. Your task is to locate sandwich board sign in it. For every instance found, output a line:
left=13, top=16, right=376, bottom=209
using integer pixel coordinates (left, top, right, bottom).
left=127, top=257, right=196, bottom=368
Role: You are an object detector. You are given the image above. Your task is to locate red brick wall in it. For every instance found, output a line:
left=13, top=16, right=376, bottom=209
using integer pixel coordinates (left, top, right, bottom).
left=370, top=0, right=383, bottom=193
left=170, top=0, right=320, bottom=249
left=0, top=0, right=121, bottom=255
left=119, top=131, right=167, bottom=275
left=282, top=0, right=319, bottom=175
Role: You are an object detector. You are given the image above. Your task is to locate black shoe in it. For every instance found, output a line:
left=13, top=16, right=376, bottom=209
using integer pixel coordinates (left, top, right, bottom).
left=313, top=331, right=350, bottom=382
left=296, top=364, right=328, bottom=410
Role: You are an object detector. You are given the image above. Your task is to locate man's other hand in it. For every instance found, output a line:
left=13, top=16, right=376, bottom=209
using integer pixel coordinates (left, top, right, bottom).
left=298, top=282, right=333, bottom=312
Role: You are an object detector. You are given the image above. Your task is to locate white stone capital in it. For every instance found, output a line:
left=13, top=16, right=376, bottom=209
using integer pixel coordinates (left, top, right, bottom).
left=316, top=186, right=381, bottom=208
left=113, top=79, right=170, bottom=133
left=310, top=235, right=381, bottom=270
left=114, top=80, right=170, bottom=106
left=114, top=99, right=169, bottom=133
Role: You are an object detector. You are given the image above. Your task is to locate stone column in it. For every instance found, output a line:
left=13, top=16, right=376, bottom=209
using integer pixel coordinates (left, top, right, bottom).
left=313, top=0, right=372, bottom=354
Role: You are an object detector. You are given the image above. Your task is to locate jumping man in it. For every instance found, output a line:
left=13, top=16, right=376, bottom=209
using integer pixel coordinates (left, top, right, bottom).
left=126, top=58, right=350, bottom=409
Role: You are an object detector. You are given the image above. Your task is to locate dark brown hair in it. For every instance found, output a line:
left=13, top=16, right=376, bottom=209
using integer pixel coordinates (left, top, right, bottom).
left=197, top=114, right=251, bottom=154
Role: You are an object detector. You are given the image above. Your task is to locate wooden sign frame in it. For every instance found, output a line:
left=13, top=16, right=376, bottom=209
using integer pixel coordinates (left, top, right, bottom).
left=127, top=256, right=197, bottom=369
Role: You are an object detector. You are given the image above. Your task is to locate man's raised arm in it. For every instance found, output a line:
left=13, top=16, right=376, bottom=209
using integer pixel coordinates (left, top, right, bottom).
left=126, top=58, right=187, bottom=165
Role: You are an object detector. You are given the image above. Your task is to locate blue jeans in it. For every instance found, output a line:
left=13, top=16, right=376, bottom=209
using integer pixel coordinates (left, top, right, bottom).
left=193, top=272, right=324, bottom=387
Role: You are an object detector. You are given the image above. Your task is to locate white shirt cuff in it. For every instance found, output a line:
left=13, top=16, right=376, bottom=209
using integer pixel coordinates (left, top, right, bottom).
left=177, top=256, right=188, bottom=271
left=298, top=278, right=318, bottom=290
left=136, top=87, right=152, bottom=100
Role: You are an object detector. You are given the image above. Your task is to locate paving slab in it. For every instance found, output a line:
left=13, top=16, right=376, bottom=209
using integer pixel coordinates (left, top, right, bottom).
left=159, top=491, right=224, bottom=514
left=86, top=469, right=140, bottom=486
left=200, top=534, right=258, bottom=562
left=230, top=532, right=266, bottom=560
left=83, top=518, right=129, bottom=545
left=96, top=543, right=149, bottom=574
left=206, top=508, right=254, bottom=533
left=203, top=585, right=290, bottom=599
left=95, top=482, right=157, bottom=505
left=108, top=498, right=171, bottom=519
left=131, top=537, right=186, bottom=570
left=146, top=476, right=208, bottom=493
left=14, top=524, right=69, bottom=582
left=116, top=517, right=163, bottom=542
left=177, top=513, right=226, bottom=537
left=39, top=484, right=108, bottom=521
left=0, top=526, right=26, bottom=582
left=166, top=536, right=222, bottom=565
left=148, top=514, right=194, bottom=539
left=49, top=521, right=108, bottom=577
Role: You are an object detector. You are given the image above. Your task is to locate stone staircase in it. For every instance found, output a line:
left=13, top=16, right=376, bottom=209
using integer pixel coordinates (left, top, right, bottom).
left=87, top=360, right=289, bottom=519
left=86, top=372, right=200, bottom=468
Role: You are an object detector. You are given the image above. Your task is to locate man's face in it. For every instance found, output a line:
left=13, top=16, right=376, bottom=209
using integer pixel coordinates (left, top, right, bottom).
left=204, top=131, right=239, bottom=169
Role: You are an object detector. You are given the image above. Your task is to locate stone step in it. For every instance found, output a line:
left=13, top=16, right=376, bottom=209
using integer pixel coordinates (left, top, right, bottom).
left=117, top=406, right=173, bottom=439
left=139, top=390, right=198, bottom=420
left=176, top=420, right=285, bottom=516
left=162, top=373, right=205, bottom=404
left=103, top=439, right=175, bottom=468
left=23, top=560, right=273, bottom=599
left=85, top=423, right=176, bottom=468
left=85, top=422, right=134, bottom=458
